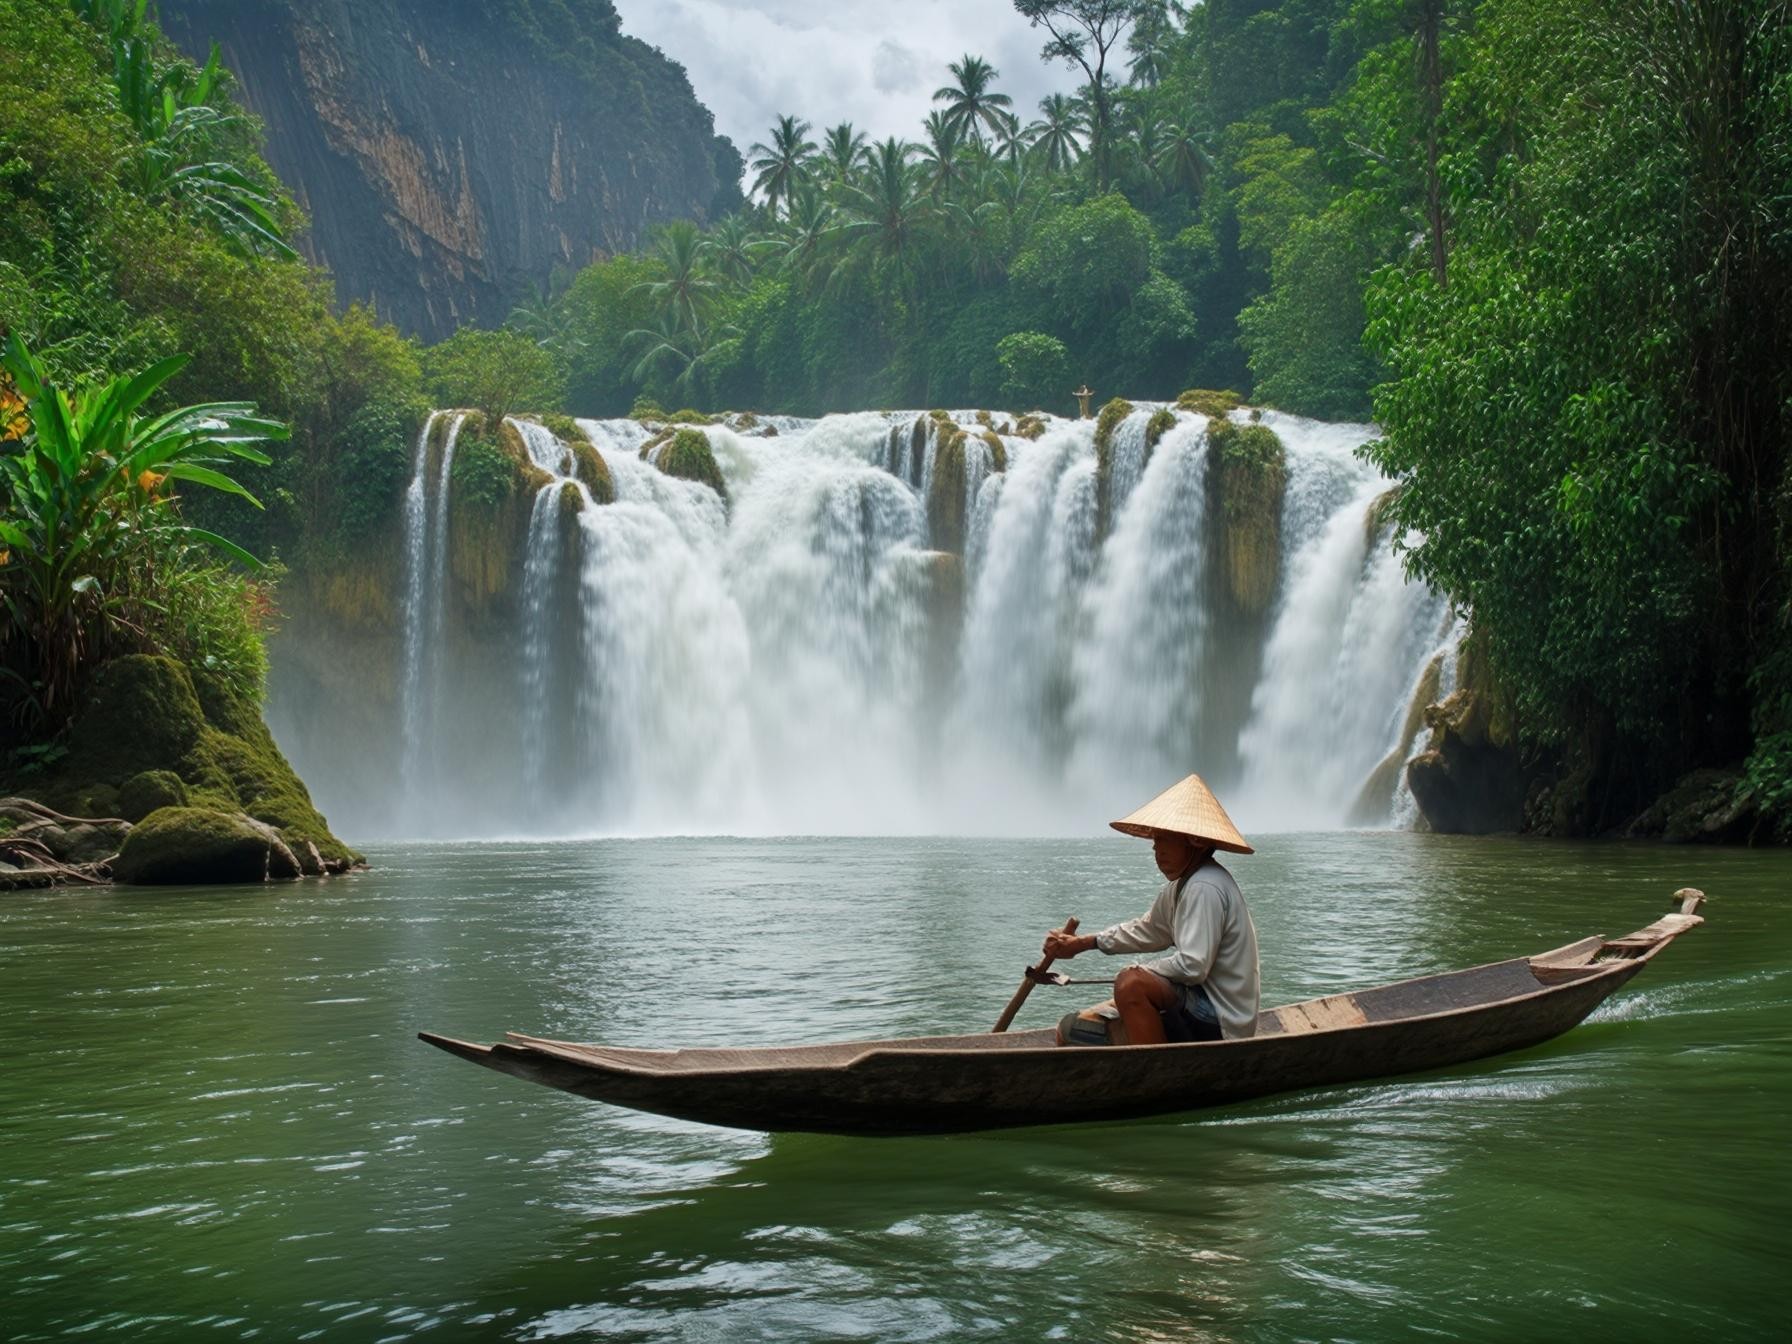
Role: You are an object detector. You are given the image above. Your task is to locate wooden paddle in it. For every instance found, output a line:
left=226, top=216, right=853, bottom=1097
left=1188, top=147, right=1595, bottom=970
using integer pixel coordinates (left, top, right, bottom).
left=991, top=916, right=1078, bottom=1033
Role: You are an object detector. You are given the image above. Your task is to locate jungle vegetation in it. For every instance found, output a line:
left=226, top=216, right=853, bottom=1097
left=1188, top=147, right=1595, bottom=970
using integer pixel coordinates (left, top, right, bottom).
left=3, top=0, right=1790, bottom=839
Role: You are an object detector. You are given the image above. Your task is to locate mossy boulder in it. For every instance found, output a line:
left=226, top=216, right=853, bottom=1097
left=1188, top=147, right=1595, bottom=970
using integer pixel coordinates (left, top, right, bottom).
left=650, top=427, right=728, bottom=500
left=1013, top=414, right=1048, bottom=440
left=17, top=655, right=361, bottom=874
left=59, top=654, right=208, bottom=788
left=118, top=770, right=188, bottom=824
left=1177, top=388, right=1242, bottom=417
left=1145, top=407, right=1177, bottom=450
left=1094, top=397, right=1134, bottom=457
left=666, top=408, right=716, bottom=425
left=1209, top=419, right=1287, bottom=615
left=1407, top=634, right=1526, bottom=836
left=1626, top=769, right=1755, bottom=843
left=976, top=428, right=1007, bottom=473
left=113, top=807, right=302, bottom=885
left=629, top=396, right=666, bottom=422
left=1348, top=652, right=1445, bottom=826
left=570, top=437, right=615, bottom=505
left=1093, top=398, right=1136, bottom=540
left=539, top=413, right=584, bottom=443
left=1365, top=485, right=1404, bottom=547
left=928, top=430, right=969, bottom=555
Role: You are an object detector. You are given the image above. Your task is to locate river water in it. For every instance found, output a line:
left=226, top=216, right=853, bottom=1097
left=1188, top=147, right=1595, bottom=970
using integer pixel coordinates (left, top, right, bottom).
left=2, top=834, right=1786, bottom=1340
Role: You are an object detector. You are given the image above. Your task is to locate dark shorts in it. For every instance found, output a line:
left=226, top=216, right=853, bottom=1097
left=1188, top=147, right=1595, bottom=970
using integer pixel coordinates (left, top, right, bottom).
left=1162, top=980, right=1223, bottom=1043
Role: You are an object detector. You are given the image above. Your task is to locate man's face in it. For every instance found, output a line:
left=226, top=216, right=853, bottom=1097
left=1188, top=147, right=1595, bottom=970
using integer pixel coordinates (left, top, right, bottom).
left=1153, top=834, right=1195, bottom=879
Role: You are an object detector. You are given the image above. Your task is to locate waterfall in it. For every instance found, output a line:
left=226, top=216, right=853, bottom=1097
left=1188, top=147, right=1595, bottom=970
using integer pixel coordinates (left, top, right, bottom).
left=1068, top=417, right=1214, bottom=800
left=1232, top=414, right=1451, bottom=829
left=512, top=417, right=577, bottom=797
left=396, top=410, right=465, bottom=826
left=292, top=405, right=1457, bottom=838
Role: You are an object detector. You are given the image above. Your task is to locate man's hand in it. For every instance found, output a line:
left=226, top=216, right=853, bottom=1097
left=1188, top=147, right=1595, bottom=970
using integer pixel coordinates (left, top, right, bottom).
left=1043, top=929, right=1096, bottom=960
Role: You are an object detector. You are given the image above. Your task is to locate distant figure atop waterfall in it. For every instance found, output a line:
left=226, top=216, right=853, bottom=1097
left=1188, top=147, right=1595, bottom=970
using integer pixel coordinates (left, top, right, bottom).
left=1046, top=774, right=1261, bottom=1045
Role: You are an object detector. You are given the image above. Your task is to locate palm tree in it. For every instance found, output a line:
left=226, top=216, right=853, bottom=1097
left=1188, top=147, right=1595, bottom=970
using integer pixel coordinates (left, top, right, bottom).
left=917, top=112, right=969, bottom=201
left=819, top=123, right=869, bottom=185
left=1028, top=94, right=1085, bottom=174
left=990, top=110, right=1028, bottom=166
left=1156, top=117, right=1214, bottom=198
left=700, top=215, right=766, bottom=288
left=833, top=139, right=931, bottom=284
left=628, top=220, right=719, bottom=334
left=1127, top=108, right=1168, bottom=192
left=624, top=311, right=732, bottom=398
left=748, top=114, right=817, bottom=216
left=933, top=55, right=1015, bottom=145
left=771, top=185, right=837, bottom=289
left=1127, top=5, right=1179, bottom=87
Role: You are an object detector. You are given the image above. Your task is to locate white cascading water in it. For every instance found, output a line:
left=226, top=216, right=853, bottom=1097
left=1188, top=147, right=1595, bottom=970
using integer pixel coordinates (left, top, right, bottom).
left=309, top=405, right=1458, bottom=837
left=1067, top=416, right=1215, bottom=802
left=512, top=417, right=581, bottom=796
left=1231, top=413, right=1452, bottom=828
left=396, top=410, right=465, bottom=828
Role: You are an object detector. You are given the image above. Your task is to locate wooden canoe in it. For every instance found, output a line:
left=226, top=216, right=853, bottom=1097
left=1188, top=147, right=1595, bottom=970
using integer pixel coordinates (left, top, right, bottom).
left=419, top=890, right=1706, bottom=1136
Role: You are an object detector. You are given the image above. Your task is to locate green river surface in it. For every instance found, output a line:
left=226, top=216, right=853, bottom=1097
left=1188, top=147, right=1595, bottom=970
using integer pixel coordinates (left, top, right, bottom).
left=2, top=833, right=1787, bottom=1342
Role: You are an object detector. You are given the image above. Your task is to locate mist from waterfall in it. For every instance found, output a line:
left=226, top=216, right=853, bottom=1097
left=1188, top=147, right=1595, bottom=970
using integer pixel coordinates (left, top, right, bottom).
left=285, top=405, right=1455, bottom=839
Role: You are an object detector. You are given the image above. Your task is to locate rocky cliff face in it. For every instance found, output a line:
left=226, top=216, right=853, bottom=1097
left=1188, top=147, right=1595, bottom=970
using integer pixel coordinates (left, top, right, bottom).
left=158, top=0, right=743, bottom=339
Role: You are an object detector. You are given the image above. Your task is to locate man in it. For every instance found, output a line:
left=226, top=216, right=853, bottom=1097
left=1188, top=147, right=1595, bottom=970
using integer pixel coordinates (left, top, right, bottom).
left=1046, top=773, right=1260, bottom=1044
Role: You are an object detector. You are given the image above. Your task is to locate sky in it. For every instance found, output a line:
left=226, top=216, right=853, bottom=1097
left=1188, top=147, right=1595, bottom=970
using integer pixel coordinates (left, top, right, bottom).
left=609, top=0, right=1084, bottom=159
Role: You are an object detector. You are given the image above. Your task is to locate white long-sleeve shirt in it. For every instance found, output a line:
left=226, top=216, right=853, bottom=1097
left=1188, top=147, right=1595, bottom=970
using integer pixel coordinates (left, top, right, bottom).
left=1095, top=858, right=1261, bottom=1038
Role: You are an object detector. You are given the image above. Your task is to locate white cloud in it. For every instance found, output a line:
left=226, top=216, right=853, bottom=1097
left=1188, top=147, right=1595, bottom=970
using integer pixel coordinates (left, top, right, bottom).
left=871, top=39, right=922, bottom=96
left=610, top=0, right=1081, bottom=161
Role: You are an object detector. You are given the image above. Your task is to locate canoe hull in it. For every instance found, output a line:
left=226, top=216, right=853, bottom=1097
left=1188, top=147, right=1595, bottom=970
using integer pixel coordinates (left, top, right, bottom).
left=423, top=894, right=1703, bottom=1136
left=426, top=959, right=1641, bottom=1135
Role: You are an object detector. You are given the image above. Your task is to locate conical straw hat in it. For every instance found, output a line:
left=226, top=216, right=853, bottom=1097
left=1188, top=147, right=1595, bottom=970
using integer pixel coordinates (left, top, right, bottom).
left=1110, top=773, right=1253, bottom=854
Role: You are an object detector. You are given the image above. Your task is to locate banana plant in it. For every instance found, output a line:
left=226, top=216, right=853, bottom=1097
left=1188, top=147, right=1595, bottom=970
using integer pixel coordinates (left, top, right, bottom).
left=0, top=335, right=287, bottom=724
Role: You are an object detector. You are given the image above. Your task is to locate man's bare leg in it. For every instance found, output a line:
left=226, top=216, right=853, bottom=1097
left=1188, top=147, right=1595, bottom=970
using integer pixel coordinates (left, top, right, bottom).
left=1114, top=966, right=1180, bottom=1045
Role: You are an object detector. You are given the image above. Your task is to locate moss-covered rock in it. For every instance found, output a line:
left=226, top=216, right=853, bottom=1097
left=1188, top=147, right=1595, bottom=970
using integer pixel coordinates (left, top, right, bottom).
left=118, top=770, right=188, bottom=824
left=1093, top=398, right=1136, bottom=542
left=630, top=396, right=666, bottom=422
left=1365, top=485, right=1404, bottom=547
left=1145, top=407, right=1177, bottom=450
left=1348, top=652, right=1444, bottom=826
left=539, top=413, right=583, bottom=443
left=1177, top=388, right=1242, bottom=417
left=978, top=428, right=1008, bottom=473
left=1013, top=414, right=1048, bottom=440
left=1209, top=418, right=1287, bottom=615
left=650, top=427, right=729, bottom=500
left=1094, top=397, right=1134, bottom=457
left=928, top=430, right=969, bottom=555
left=14, top=655, right=362, bottom=873
left=570, top=436, right=615, bottom=505
left=557, top=479, right=586, bottom=522
left=666, top=408, right=715, bottom=425
left=113, top=807, right=302, bottom=885
left=63, top=654, right=208, bottom=782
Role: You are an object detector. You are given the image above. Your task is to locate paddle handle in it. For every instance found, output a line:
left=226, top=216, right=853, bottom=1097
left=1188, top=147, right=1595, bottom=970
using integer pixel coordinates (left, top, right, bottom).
left=991, top=916, right=1079, bottom=1034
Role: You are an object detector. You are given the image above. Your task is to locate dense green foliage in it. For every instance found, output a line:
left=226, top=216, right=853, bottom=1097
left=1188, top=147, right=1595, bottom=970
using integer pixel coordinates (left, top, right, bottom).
left=0, top=334, right=284, bottom=726
left=1363, top=0, right=1792, bottom=830
left=0, top=0, right=425, bottom=788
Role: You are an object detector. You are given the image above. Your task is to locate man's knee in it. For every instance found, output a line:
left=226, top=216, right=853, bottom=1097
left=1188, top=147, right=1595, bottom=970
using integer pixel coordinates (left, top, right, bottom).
left=1114, top=966, right=1159, bottom=1006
